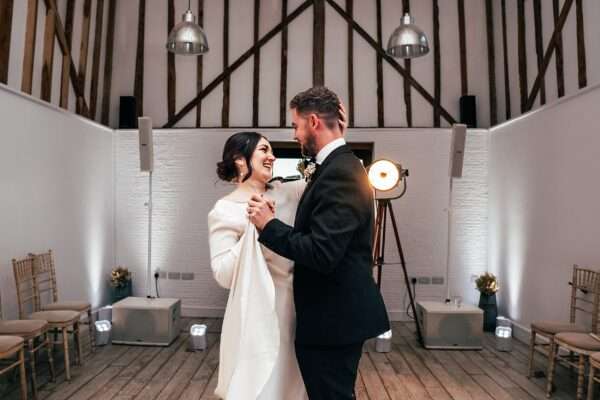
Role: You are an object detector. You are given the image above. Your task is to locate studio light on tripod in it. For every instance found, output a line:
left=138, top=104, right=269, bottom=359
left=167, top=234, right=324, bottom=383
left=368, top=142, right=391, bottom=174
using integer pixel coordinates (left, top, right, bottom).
left=367, top=159, right=409, bottom=193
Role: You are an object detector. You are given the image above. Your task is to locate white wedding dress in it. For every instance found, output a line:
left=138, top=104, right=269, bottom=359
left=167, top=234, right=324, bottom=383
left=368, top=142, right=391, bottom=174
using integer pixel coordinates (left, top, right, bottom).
left=207, top=180, right=308, bottom=400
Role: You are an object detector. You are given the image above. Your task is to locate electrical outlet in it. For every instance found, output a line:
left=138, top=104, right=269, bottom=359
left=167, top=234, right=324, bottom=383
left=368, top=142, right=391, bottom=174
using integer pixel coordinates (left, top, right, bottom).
left=417, top=277, right=431, bottom=284
left=432, top=276, right=444, bottom=285
left=181, top=272, right=194, bottom=280
left=168, top=272, right=181, bottom=280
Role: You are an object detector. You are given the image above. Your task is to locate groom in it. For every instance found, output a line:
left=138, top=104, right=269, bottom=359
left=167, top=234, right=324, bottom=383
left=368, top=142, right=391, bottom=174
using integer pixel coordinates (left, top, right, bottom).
left=248, top=86, right=390, bottom=399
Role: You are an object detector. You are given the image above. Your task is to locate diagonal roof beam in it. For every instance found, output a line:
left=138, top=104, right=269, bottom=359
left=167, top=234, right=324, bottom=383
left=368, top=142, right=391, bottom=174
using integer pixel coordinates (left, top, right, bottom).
left=326, top=0, right=456, bottom=125
left=525, top=0, right=574, bottom=111
left=163, top=0, right=312, bottom=128
left=43, top=0, right=89, bottom=117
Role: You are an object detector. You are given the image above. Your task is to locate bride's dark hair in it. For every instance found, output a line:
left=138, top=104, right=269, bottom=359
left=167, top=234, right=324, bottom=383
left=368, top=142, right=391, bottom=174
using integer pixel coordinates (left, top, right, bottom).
left=217, top=132, right=265, bottom=182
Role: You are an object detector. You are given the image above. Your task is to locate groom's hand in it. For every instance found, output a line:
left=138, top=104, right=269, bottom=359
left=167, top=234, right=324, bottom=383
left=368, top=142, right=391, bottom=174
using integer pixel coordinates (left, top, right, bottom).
left=247, top=194, right=275, bottom=231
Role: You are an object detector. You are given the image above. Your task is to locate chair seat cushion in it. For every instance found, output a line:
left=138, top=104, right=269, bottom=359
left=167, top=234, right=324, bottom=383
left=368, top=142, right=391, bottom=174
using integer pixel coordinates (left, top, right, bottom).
left=29, top=310, right=80, bottom=324
left=0, top=320, right=48, bottom=337
left=555, top=332, right=600, bottom=351
left=41, top=301, right=91, bottom=312
left=0, top=336, right=24, bottom=354
left=531, top=320, right=588, bottom=335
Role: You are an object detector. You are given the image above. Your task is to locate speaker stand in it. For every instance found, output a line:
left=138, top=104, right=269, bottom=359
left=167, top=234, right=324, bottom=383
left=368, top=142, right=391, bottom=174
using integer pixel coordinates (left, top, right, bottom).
left=146, top=171, right=153, bottom=298
left=372, top=199, right=423, bottom=346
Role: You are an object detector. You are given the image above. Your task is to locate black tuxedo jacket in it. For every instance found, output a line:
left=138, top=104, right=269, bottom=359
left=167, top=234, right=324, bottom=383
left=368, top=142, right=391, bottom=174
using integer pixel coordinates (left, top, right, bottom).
left=259, top=144, right=390, bottom=346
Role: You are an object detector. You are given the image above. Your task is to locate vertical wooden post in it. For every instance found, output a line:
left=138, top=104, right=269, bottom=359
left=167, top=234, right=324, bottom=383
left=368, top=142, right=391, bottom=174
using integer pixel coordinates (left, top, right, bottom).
left=517, top=0, right=527, bottom=112
left=41, top=8, right=56, bottom=102
left=433, top=0, right=441, bottom=127
left=313, top=0, right=325, bottom=87
left=375, top=0, right=384, bottom=127
left=59, top=0, right=75, bottom=109
left=485, top=0, right=497, bottom=125
left=76, top=0, right=92, bottom=115
left=346, top=0, right=354, bottom=127
left=134, top=0, right=146, bottom=118
left=222, top=0, right=229, bottom=127
left=457, top=0, right=467, bottom=96
left=552, top=0, right=565, bottom=98
left=0, top=0, right=14, bottom=84
left=89, top=0, right=105, bottom=119
left=533, top=0, right=546, bottom=105
left=252, top=0, right=261, bottom=127
left=196, top=0, right=204, bottom=127
left=279, top=0, right=288, bottom=127
left=101, top=0, right=116, bottom=126
left=167, top=0, right=176, bottom=120
left=402, top=0, right=412, bottom=127
left=501, top=0, right=511, bottom=120
left=21, top=0, right=38, bottom=93
left=575, top=0, right=586, bottom=88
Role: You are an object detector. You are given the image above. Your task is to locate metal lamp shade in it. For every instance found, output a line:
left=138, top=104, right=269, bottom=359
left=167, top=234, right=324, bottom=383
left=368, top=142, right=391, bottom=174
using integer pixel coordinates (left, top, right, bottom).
left=387, top=13, right=429, bottom=59
left=166, top=10, right=209, bottom=55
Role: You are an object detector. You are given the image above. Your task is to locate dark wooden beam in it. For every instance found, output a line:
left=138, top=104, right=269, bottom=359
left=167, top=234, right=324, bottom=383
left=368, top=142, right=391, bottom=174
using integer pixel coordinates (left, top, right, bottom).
left=575, top=0, right=586, bottom=88
left=326, top=0, right=456, bottom=125
left=525, top=0, right=574, bottom=111
left=313, top=0, right=325, bottom=86
left=222, top=0, right=229, bottom=127
left=552, top=0, right=565, bottom=98
left=252, top=0, right=260, bottom=127
left=0, top=0, right=14, bottom=84
left=77, top=0, right=92, bottom=115
left=167, top=0, right=175, bottom=120
left=134, top=0, right=145, bottom=117
left=279, top=0, right=288, bottom=127
left=433, top=0, right=441, bottom=127
left=59, top=0, right=74, bottom=109
left=101, top=0, right=116, bottom=126
left=346, top=0, right=354, bottom=127
left=43, top=0, right=89, bottom=116
left=457, top=0, right=467, bottom=95
left=41, top=7, right=55, bottom=102
left=402, top=0, right=411, bottom=127
left=517, top=0, right=527, bottom=112
left=533, top=0, right=546, bottom=105
left=89, top=0, right=105, bottom=119
left=485, top=0, right=497, bottom=125
left=501, top=0, right=510, bottom=120
left=196, top=0, right=204, bottom=127
left=21, top=0, right=38, bottom=93
left=375, top=0, right=383, bottom=127
left=164, top=0, right=312, bottom=128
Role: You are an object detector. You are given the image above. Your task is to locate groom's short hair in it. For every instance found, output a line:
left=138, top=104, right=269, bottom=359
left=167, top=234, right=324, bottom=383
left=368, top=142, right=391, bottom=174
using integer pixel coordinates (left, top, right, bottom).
left=290, top=86, right=340, bottom=130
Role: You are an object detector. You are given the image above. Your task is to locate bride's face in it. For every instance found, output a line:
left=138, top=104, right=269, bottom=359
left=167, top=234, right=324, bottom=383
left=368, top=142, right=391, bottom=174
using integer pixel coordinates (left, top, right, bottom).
left=247, top=137, right=276, bottom=183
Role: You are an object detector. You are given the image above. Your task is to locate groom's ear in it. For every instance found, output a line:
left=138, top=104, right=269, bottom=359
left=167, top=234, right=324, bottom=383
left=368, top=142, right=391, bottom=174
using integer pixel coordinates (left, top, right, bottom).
left=308, top=113, right=319, bottom=130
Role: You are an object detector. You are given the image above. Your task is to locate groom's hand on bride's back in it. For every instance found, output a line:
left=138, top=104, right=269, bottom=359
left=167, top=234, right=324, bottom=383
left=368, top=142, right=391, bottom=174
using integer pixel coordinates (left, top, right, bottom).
left=247, top=194, right=275, bottom=231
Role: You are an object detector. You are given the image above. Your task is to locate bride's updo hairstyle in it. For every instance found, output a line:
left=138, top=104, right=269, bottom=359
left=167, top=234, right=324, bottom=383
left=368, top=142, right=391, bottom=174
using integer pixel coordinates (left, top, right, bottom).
left=217, top=131, right=264, bottom=182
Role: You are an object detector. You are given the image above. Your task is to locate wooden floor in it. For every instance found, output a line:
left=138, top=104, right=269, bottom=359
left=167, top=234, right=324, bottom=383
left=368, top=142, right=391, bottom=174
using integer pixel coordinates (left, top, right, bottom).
left=0, top=318, right=591, bottom=399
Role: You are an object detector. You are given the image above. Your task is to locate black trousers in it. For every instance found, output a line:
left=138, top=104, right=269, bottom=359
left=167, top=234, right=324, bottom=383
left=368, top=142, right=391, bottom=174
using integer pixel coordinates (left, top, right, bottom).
left=295, top=342, right=364, bottom=400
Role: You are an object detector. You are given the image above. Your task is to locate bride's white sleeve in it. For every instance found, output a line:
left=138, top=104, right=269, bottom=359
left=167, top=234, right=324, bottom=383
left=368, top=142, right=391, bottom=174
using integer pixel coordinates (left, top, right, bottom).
left=207, top=206, right=244, bottom=289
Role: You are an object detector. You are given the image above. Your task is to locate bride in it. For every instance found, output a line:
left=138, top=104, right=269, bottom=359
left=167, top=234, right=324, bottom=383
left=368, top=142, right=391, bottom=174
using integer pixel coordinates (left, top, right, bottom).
left=207, top=131, right=308, bottom=399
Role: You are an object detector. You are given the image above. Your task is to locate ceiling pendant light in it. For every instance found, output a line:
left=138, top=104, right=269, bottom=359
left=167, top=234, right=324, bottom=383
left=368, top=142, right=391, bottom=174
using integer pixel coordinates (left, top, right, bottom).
left=166, top=0, right=209, bottom=55
left=387, top=13, right=429, bottom=59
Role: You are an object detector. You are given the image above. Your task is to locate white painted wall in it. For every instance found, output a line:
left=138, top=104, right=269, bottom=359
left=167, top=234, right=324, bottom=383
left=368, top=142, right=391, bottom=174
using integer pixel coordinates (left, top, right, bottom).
left=488, top=83, right=600, bottom=331
left=0, top=84, right=114, bottom=319
left=115, top=127, right=488, bottom=319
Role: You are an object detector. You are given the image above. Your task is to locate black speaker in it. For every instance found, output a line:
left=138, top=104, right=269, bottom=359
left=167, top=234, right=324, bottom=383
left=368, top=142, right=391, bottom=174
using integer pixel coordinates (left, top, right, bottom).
left=459, top=95, right=477, bottom=128
left=119, top=96, right=137, bottom=129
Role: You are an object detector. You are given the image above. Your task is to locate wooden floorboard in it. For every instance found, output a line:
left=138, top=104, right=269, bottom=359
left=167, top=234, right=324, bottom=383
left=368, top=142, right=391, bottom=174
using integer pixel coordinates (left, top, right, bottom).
left=1, top=318, right=591, bottom=399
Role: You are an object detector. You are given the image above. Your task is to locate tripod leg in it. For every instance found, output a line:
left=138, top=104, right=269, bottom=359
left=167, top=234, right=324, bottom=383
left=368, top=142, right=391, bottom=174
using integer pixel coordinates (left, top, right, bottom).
left=372, top=201, right=385, bottom=289
left=386, top=201, right=424, bottom=346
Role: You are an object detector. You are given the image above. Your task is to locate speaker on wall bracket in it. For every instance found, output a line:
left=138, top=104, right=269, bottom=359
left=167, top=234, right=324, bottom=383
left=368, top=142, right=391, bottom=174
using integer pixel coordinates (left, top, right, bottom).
left=459, top=95, right=477, bottom=128
left=119, top=96, right=138, bottom=129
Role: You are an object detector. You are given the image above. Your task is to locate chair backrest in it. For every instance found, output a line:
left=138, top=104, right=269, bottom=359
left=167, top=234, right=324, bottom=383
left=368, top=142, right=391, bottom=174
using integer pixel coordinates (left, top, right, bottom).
left=12, top=256, right=37, bottom=319
left=570, top=265, right=600, bottom=332
left=30, top=250, right=59, bottom=308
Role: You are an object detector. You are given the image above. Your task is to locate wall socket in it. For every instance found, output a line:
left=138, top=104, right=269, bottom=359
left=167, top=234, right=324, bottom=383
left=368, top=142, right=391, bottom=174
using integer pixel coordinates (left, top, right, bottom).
left=417, top=277, right=431, bottom=284
left=181, top=272, right=194, bottom=281
left=431, top=276, right=444, bottom=285
left=167, top=272, right=181, bottom=280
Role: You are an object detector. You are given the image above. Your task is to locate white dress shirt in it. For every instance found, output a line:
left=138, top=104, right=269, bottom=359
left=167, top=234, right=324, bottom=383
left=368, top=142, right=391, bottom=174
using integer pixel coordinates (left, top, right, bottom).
left=315, top=137, right=346, bottom=165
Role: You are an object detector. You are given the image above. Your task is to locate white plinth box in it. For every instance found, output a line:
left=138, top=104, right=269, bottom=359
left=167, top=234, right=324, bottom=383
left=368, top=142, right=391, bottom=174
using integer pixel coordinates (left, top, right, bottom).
left=112, top=297, right=181, bottom=346
left=416, top=301, right=483, bottom=349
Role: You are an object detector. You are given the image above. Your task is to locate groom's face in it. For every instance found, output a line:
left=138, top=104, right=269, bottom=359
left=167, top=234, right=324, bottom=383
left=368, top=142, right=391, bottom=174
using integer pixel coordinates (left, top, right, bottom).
left=291, top=108, right=318, bottom=157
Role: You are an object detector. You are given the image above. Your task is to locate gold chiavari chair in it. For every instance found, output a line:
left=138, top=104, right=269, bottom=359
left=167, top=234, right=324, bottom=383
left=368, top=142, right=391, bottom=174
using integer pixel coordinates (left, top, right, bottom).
left=0, top=336, right=27, bottom=400
left=12, top=256, right=81, bottom=381
left=30, top=250, right=94, bottom=352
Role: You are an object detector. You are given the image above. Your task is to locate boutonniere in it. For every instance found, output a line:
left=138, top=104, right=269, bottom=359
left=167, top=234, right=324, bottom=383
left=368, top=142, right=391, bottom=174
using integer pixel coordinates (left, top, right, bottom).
left=297, top=158, right=317, bottom=182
